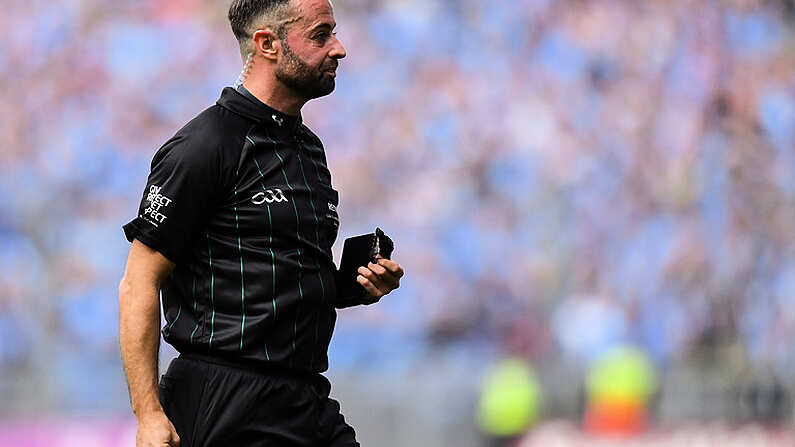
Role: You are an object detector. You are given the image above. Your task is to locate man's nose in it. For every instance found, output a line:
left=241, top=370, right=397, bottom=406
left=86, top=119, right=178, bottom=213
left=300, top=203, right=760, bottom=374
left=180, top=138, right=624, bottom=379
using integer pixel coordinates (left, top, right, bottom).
left=329, top=35, right=346, bottom=59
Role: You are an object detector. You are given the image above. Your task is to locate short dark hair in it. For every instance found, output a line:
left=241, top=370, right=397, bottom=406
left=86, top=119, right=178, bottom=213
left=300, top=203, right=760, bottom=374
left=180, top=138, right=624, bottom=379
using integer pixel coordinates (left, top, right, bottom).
left=228, top=0, right=293, bottom=55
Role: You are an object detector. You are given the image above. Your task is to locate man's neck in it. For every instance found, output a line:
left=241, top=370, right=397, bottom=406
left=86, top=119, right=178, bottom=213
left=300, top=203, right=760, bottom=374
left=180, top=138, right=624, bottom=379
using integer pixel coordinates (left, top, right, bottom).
left=242, top=78, right=305, bottom=116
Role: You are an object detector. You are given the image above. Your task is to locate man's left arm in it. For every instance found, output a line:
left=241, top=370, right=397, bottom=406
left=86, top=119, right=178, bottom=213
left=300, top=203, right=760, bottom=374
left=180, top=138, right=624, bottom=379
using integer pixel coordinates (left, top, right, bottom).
left=355, top=255, right=404, bottom=303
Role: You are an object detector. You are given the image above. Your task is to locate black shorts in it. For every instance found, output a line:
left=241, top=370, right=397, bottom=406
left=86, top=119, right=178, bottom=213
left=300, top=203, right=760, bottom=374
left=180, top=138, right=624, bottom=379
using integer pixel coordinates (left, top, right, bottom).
left=158, top=354, right=359, bottom=447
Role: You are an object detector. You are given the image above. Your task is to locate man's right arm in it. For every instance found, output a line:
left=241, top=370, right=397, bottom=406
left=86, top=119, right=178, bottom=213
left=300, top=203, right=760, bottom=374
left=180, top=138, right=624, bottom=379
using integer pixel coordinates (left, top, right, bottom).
left=119, top=239, right=180, bottom=447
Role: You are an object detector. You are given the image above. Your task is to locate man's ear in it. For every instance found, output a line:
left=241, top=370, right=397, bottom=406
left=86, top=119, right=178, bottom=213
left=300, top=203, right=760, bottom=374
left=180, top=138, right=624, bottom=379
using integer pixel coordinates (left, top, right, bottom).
left=252, top=28, right=280, bottom=61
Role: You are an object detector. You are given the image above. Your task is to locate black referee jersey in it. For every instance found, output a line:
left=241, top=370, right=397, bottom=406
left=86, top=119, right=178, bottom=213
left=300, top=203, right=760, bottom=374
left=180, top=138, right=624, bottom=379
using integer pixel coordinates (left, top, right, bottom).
left=124, top=86, right=348, bottom=373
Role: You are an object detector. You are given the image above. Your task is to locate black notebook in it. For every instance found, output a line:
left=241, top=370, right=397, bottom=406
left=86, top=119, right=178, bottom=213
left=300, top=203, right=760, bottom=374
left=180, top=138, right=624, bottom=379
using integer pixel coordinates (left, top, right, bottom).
left=336, top=227, right=394, bottom=305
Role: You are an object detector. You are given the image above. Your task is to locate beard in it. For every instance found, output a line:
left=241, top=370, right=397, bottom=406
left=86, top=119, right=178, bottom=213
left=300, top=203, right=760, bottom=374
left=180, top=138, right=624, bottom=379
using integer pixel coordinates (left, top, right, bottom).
left=275, top=40, right=336, bottom=100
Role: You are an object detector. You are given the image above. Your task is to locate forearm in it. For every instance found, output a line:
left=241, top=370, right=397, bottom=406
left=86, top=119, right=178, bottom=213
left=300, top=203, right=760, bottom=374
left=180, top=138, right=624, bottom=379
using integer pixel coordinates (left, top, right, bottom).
left=119, top=277, right=163, bottom=416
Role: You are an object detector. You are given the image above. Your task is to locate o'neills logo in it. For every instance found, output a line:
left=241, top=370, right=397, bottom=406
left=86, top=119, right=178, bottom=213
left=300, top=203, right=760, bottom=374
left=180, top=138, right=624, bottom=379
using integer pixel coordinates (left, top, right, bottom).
left=143, top=185, right=173, bottom=225
left=252, top=188, right=289, bottom=205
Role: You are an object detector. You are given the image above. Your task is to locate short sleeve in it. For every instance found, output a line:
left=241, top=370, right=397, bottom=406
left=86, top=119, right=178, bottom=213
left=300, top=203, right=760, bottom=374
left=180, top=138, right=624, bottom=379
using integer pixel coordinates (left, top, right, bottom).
left=123, top=134, right=221, bottom=263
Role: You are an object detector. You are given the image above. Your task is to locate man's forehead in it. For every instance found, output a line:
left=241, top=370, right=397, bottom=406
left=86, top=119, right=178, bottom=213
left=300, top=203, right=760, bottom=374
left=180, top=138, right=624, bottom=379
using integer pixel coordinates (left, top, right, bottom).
left=292, top=0, right=335, bottom=27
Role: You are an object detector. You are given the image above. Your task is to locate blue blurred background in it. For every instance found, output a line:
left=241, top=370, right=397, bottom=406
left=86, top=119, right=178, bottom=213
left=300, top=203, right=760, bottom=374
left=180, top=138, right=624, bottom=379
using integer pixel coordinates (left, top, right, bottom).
left=0, top=0, right=794, bottom=445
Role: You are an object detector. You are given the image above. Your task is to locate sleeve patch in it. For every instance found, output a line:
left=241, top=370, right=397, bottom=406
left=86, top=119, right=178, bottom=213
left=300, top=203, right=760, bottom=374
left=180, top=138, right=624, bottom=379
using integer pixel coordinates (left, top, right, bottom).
left=142, top=185, right=174, bottom=226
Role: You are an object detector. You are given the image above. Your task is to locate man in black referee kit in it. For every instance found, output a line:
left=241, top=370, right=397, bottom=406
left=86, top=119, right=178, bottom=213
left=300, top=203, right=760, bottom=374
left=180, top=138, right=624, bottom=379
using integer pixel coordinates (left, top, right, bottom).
left=118, top=1, right=404, bottom=445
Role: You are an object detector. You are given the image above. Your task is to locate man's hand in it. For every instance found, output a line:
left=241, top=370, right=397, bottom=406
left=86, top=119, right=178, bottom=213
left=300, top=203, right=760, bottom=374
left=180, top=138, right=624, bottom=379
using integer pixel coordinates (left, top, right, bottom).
left=356, top=255, right=404, bottom=303
left=136, top=410, right=180, bottom=447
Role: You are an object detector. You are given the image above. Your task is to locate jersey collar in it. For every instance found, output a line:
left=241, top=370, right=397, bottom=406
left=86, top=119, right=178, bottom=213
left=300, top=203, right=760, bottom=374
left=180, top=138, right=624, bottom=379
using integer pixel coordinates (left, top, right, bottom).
left=217, top=86, right=303, bottom=131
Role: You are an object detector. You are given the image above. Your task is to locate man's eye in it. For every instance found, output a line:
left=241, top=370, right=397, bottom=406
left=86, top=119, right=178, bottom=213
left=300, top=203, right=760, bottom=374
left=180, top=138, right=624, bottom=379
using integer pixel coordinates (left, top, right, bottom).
left=313, top=31, right=337, bottom=42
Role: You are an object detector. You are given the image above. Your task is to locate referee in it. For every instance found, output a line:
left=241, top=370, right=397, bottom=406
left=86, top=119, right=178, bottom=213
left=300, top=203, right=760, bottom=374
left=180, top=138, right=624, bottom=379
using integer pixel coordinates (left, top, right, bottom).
left=118, top=1, right=404, bottom=446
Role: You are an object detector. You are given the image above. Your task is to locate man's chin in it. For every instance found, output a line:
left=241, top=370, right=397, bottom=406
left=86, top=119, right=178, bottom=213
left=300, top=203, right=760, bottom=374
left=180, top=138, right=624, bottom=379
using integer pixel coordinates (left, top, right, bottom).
left=310, top=79, right=336, bottom=98
left=322, top=80, right=336, bottom=95
left=276, top=72, right=336, bottom=100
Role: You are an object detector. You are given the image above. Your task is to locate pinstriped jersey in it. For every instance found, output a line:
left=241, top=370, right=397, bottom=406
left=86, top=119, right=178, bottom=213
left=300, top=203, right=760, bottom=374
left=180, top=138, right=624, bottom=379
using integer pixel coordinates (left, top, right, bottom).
left=123, top=87, right=342, bottom=373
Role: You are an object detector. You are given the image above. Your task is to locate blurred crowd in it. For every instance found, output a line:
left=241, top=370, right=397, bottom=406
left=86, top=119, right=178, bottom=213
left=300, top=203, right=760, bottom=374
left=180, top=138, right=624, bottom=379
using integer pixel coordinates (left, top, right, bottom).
left=0, top=0, right=793, bottom=422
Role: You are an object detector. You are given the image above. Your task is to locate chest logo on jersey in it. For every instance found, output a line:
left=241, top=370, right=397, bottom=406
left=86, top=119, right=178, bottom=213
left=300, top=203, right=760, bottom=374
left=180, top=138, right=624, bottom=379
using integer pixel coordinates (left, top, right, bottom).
left=252, top=188, right=289, bottom=205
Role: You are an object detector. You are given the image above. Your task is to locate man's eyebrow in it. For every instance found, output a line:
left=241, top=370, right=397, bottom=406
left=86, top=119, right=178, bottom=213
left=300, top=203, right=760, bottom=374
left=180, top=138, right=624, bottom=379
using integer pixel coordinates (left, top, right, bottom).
left=308, top=22, right=336, bottom=32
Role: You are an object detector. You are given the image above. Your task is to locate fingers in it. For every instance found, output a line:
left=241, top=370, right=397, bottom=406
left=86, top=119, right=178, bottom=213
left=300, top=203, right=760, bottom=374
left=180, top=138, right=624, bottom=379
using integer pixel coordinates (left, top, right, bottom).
left=170, top=426, right=181, bottom=447
left=377, top=258, right=404, bottom=279
left=137, top=433, right=179, bottom=447
left=357, top=266, right=390, bottom=295
left=356, top=259, right=404, bottom=301
left=135, top=412, right=180, bottom=447
left=356, top=273, right=384, bottom=300
left=367, top=261, right=398, bottom=285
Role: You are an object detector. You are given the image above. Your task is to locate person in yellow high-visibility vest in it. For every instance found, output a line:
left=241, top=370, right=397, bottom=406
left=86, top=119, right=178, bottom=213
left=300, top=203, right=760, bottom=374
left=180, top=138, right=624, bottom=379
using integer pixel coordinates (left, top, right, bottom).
left=477, top=357, right=542, bottom=447
left=584, top=346, right=657, bottom=436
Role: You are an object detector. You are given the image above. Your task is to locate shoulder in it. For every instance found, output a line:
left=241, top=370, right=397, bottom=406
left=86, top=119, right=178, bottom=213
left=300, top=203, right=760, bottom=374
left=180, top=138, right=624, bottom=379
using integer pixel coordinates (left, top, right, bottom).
left=298, top=124, right=324, bottom=147
left=153, top=105, right=253, bottom=170
left=176, top=104, right=253, bottom=153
